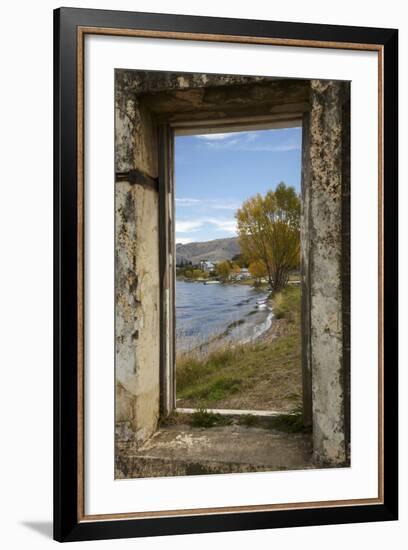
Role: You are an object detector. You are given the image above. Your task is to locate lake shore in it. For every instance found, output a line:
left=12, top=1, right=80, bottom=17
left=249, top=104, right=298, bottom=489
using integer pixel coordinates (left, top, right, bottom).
left=176, top=279, right=272, bottom=354
left=176, top=286, right=302, bottom=413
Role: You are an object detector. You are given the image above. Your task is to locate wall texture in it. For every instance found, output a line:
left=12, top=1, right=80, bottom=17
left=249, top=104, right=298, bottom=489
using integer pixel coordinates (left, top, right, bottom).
left=115, top=69, right=350, bottom=469
left=307, top=79, right=350, bottom=465
left=115, top=74, right=161, bottom=446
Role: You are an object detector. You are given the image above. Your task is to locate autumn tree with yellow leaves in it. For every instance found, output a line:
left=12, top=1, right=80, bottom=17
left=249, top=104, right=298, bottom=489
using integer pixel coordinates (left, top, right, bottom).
left=236, top=183, right=300, bottom=291
left=248, top=259, right=268, bottom=285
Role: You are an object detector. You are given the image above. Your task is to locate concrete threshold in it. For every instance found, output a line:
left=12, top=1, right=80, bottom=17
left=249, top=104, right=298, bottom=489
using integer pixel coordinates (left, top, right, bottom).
left=176, top=407, right=294, bottom=417
left=116, top=424, right=313, bottom=479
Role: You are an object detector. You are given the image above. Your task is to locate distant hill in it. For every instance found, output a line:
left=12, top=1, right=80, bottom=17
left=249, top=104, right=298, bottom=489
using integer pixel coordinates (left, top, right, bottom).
left=176, top=237, right=240, bottom=265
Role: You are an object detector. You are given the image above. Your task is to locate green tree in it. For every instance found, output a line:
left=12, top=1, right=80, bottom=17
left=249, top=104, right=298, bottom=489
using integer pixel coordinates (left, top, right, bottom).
left=236, top=182, right=300, bottom=291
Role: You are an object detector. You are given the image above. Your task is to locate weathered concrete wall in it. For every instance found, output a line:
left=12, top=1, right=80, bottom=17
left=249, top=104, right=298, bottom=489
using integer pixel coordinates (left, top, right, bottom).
left=115, top=182, right=160, bottom=443
left=116, top=69, right=276, bottom=96
left=307, top=80, right=350, bottom=466
left=115, top=69, right=350, bottom=469
left=341, top=88, right=351, bottom=459
left=115, top=74, right=160, bottom=447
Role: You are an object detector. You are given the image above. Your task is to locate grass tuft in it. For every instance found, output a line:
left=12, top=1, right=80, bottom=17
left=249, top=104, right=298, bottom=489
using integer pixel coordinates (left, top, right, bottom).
left=272, top=286, right=301, bottom=323
left=266, top=412, right=306, bottom=433
left=237, top=414, right=259, bottom=427
left=190, top=408, right=233, bottom=428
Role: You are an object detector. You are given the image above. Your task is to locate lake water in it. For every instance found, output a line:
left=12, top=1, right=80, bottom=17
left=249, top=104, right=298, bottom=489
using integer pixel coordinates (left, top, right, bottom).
left=176, top=280, right=273, bottom=352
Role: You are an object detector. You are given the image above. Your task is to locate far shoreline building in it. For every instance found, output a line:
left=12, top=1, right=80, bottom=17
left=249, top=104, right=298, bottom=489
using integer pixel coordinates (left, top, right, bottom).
left=199, top=260, right=216, bottom=272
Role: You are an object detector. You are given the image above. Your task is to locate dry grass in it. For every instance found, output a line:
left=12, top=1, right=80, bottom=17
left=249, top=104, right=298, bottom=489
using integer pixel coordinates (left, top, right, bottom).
left=176, top=286, right=302, bottom=411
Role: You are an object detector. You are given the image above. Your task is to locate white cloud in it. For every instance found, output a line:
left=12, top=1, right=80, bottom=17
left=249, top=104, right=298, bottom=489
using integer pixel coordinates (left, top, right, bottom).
left=205, top=218, right=237, bottom=233
left=193, top=129, right=301, bottom=153
left=175, top=220, right=203, bottom=233
left=176, top=217, right=237, bottom=236
left=194, top=133, right=233, bottom=141
left=175, top=197, right=239, bottom=211
left=175, top=237, right=193, bottom=244
left=175, top=198, right=201, bottom=206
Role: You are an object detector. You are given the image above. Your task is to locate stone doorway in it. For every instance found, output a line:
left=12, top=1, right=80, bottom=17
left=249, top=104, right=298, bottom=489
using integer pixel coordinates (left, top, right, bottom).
left=115, top=69, right=350, bottom=477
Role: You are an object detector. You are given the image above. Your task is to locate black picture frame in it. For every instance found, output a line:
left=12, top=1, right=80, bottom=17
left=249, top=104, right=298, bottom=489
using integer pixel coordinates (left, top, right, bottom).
left=54, top=7, right=398, bottom=542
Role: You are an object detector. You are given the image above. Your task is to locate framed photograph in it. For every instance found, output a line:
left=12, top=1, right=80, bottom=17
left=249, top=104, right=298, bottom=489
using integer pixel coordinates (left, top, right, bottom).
left=54, top=7, right=398, bottom=542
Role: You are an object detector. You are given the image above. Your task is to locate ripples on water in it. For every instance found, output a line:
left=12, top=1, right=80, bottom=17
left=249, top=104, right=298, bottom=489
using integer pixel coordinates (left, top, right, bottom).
left=176, top=280, right=273, bottom=353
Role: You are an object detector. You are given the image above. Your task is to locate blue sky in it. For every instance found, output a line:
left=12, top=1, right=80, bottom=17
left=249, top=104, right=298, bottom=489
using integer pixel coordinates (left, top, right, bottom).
left=175, top=127, right=302, bottom=244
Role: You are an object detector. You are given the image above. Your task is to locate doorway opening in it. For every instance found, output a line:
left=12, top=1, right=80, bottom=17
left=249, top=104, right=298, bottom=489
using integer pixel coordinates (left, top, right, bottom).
left=173, top=125, right=303, bottom=423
